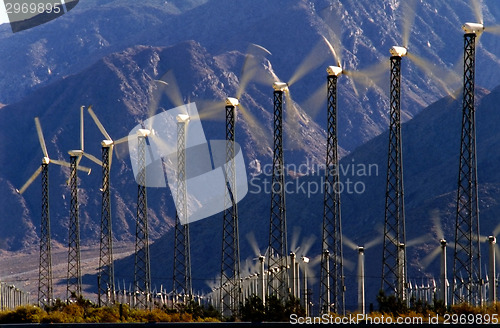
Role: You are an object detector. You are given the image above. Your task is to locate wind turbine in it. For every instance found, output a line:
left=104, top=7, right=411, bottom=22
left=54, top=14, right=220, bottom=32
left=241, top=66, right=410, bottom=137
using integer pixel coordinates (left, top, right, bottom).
left=452, top=0, right=500, bottom=306
left=246, top=232, right=269, bottom=305
left=87, top=106, right=128, bottom=306
left=66, top=105, right=94, bottom=301
left=420, top=211, right=455, bottom=307
left=17, top=117, right=84, bottom=307
left=343, top=233, right=383, bottom=315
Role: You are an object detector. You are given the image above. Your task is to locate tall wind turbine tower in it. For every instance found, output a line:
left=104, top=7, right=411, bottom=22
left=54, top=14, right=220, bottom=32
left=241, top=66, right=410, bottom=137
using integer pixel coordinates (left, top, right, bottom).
left=452, top=22, right=484, bottom=306
left=268, top=82, right=289, bottom=301
left=135, top=128, right=152, bottom=309
left=67, top=106, right=93, bottom=301
left=172, top=114, right=192, bottom=305
left=381, top=46, right=408, bottom=303
left=220, top=97, right=241, bottom=317
left=17, top=118, right=74, bottom=307
left=320, top=65, right=345, bottom=315
left=88, top=107, right=129, bottom=306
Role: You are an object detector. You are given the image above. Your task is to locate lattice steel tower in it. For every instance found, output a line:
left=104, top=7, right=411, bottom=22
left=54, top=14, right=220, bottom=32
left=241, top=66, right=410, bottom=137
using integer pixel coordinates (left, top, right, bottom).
left=220, top=98, right=241, bottom=317
left=134, top=129, right=151, bottom=309
left=452, top=22, right=484, bottom=305
left=67, top=152, right=83, bottom=300
left=268, top=82, right=289, bottom=300
left=39, top=161, right=53, bottom=307
left=381, top=46, right=408, bottom=302
left=88, top=106, right=117, bottom=307
left=98, top=143, right=115, bottom=306
left=320, top=66, right=345, bottom=315
left=172, top=115, right=192, bottom=305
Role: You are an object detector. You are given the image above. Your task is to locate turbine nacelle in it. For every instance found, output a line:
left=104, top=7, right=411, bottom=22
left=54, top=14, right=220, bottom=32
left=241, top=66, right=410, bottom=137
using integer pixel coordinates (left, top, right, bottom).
left=440, top=239, right=447, bottom=247
left=462, top=22, right=484, bottom=34
left=389, top=46, right=408, bottom=57
left=225, top=97, right=239, bottom=107
left=137, top=129, right=151, bottom=137
left=327, top=65, right=343, bottom=77
left=101, top=140, right=113, bottom=148
left=42, top=157, right=50, bottom=165
left=488, top=236, right=496, bottom=244
left=176, top=114, right=190, bottom=123
left=273, top=81, right=289, bottom=92
left=68, top=150, right=83, bottom=157
left=358, top=246, right=365, bottom=254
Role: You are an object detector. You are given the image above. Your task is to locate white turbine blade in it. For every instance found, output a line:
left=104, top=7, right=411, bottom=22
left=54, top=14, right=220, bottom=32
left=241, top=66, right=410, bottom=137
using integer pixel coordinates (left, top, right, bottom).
left=88, top=106, right=112, bottom=141
left=114, top=135, right=129, bottom=145
left=470, top=0, right=484, bottom=25
left=80, top=105, right=85, bottom=151
left=246, top=232, right=262, bottom=257
left=298, top=235, right=316, bottom=258
left=342, top=257, right=355, bottom=272
left=493, top=223, right=500, bottom=237
left=76, top=154, right=83, bottom=167
left=420, top=247, right=441, bottom=269
left=50, top=159, right=71, bottom=168
left=83, top=152, right=103, bottom=166
left=407, top=233, right=432, bottom=247
left=77, top=165, right=91, bottom=175
left=342, top=235, right=358, bottom=251
left=34, top=117, right=49, bottom=158
left=365, top=235, right=384, bottom=249
left=431, top=209, right=444, bottom=239
left=290, top=227, right=301, bottom=253
left=17, top=166, right=43, bottom=194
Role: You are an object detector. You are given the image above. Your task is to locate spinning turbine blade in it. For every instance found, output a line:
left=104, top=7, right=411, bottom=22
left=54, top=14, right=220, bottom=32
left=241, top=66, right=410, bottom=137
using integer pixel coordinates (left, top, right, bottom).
left=406, top=233, right=432, bottom=247
left=298, top=235, right=316, bottom=257
left=290, top=227, right=301, bottom=253
left=35, top=117, right=49, bottom=158
left=288, top=39, right=329, bottom=87
left=431, top=209, right=445, bottom=239
left=88, top=106, right=112, bottom=141
left=114, top=135, right=129, bottom=145
left=237, top=43, right=272, bottom=99
left=406, top=52, right=460, bottom=98
left=342, top=235, right=358, bottom=251
left=83, top=153, right=103, bottom=166
left=485, top=25, right=500, bottom=35
left=158, top=70, right=184, bottom=108
left=50, top=159, right=71, bottom=168
left=321, top=35, right=342, bottom=68
left=195, top=100, right=226, bottom=121
left=239, top=103, right=271, bottom=150
left=401, top=0, right=419, bottom=48
left=301, top=81, right=327, bottom=120
left=470, top=0, right=484, bottom=25
left=17, top=166, right=43, bottom=194
left=493, top=223, right=500, bottom=237
left=420, top=247, right=442, bottom=269
left=246, top=232, right=262, bottom=258
left=365, top=235, right=384, bottom=249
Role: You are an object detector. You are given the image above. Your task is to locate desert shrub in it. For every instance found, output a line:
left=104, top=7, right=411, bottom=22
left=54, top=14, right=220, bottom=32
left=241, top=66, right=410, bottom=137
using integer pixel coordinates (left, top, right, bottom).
left=0, top=306, right=45, bottom=323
